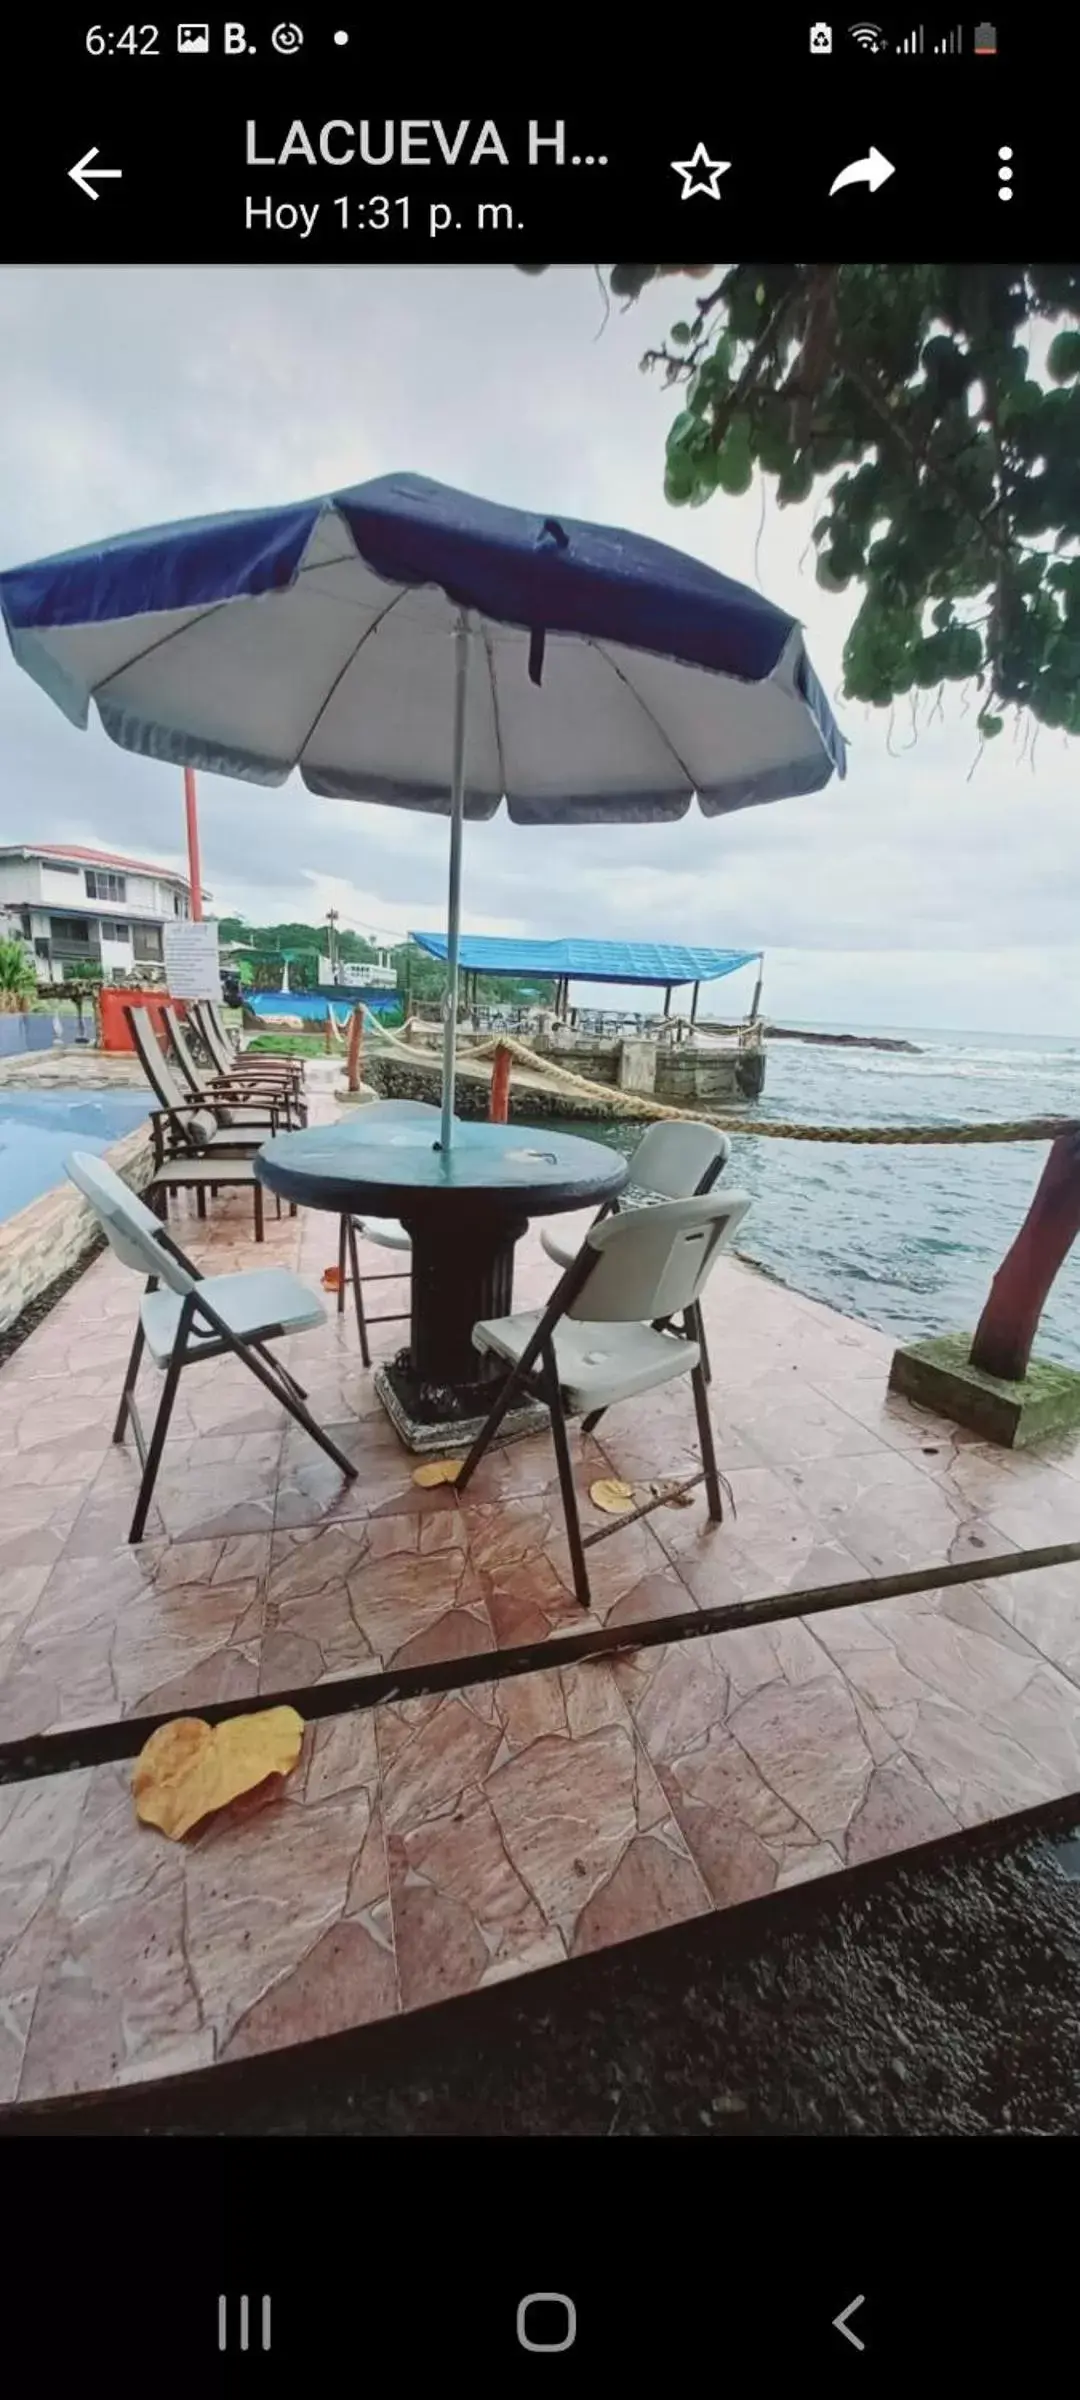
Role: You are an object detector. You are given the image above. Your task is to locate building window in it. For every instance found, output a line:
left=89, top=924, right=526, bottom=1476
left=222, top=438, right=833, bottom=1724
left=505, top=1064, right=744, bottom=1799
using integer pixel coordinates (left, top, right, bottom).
left=85, top=869, right=127, bottom=903
left=173, top=892, right=189, bottom=917
left=132, top=923, right=164, bottom=962
left=49, top=916, right=90, bottom=942
left=107, top=922, right=130, bottom=941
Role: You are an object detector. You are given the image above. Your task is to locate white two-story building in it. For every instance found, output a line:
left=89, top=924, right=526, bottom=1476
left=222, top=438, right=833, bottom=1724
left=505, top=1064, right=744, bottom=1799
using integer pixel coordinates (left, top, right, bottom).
left=0, top=843, right=207, bottom=984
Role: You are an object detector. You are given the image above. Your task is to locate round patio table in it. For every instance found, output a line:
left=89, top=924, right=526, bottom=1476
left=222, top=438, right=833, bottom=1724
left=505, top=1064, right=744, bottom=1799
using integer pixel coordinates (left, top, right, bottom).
left=256, top=1113, right=627, bottom=1436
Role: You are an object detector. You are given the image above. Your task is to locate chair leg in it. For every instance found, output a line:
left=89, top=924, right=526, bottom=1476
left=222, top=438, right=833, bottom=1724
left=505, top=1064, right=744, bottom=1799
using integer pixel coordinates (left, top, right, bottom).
left=254, top=1180, right=264, bottom=1244
left=196, top=1185, right=206, bottom=1219
left=346, top=1218, right=371, bottom=1368
left=540, top=1343, right=591, bottom=1609
left=336, top=1215, right=347, bottom=1318
left=113, top=1318, right=145, bottom=1444
left=696, top=1309, right=712, bottom=1386
left=456, top=1362, right=528, bottom=1490
left=129, top=1348, right=184, bottom=1542
left=580, top=1406, right=608, bottom=1436
left=688, top=1306, right=723, bottom=1522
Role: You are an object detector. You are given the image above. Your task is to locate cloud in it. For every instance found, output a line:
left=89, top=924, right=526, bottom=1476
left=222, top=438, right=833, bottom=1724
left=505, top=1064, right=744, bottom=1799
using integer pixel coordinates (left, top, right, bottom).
left=0, top=264, right=1075, bottom=1032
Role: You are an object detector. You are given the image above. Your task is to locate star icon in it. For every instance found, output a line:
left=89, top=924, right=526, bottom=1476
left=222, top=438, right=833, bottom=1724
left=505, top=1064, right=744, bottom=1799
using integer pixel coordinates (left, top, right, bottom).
left=671, top=142, right=731, bottom=200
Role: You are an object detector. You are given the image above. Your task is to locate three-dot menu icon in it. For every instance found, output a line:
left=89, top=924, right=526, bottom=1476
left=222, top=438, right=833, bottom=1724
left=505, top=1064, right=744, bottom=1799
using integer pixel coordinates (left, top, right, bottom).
left=998, top=146, right=1013, bottom=201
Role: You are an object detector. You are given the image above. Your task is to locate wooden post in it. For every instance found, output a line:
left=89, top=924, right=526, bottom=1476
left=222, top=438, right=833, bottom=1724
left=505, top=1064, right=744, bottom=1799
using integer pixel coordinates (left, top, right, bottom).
left=323, top=1007, right=333, bottom=1054
left=690, top=980, right=700, bottom=1028
left=489, top=1041, right=512, bottom=1123
left=346, top=1004, right=363, bottom=1092
left=663, top=984, right=672, bottom=1017
left=969, top=1132, right=1080, bottom=1383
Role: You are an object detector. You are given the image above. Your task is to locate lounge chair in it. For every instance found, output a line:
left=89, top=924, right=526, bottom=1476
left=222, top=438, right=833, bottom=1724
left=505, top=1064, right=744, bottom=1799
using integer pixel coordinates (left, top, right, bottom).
left=146, top=1149, right=274, bottom=1243
left=456, top=1190, right=750, bottom=1610
left=163, top=1005, right=307, bottom=1128
left=191, top=999, right=304, bottom=1097
left=334, top=1100, right=439, bottom=1366
left=127, top=1006, right=284, bottom=1141
left=540, top=1119, right=732, bottom=1382
left=66, top=1150, right=356, bottom=1542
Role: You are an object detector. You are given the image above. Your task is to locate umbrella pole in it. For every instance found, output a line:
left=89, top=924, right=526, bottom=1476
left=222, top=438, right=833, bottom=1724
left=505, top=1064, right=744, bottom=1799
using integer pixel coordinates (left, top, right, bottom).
left=439, top=611, right=470, bottom=1153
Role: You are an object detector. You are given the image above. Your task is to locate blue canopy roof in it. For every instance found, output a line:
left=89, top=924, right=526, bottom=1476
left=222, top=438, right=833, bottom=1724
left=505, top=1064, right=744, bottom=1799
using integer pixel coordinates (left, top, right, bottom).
left=410, top=934, right=760, bottom=988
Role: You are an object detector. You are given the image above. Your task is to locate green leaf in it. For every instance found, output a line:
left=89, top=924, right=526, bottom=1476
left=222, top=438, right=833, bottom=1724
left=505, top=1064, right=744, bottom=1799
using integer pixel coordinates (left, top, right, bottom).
left=714, top=415, right=754, bottom=496
left=1047, top=329, right=1080, bottom=383
left=670, top=321, right=693, bottom=345
left=977, top=709, right=1005, bottom=738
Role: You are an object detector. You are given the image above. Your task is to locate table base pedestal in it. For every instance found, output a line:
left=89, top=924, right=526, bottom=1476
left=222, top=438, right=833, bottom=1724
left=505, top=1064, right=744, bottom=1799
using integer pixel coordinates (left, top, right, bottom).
left=373, top=1354, right=547, bottom=1457
left=372, top=1204, right=547, bottom=1453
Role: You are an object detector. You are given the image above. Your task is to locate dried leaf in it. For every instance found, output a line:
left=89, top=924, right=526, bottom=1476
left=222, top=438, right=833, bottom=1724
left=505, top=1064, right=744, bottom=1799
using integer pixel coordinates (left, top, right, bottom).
left=321, top=1266, right=343, bottom=1291
left=590, top=1477, right=635, bottom=1516
left=411, top=1458, right=464, bottom=1487
left=645, top=1478, right=696, bottom=1510
left=132, top=1706, right=305, bottom=1841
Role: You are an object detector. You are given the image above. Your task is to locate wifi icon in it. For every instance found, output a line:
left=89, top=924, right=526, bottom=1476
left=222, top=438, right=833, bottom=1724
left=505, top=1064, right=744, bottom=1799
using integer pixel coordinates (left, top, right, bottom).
left=850, top=19, right=887, bottom=45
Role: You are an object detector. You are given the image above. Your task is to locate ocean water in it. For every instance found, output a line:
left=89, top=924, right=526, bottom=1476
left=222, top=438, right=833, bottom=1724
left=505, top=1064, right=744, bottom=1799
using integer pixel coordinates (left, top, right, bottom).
left=559, top=1028, right=1080, bottom=1372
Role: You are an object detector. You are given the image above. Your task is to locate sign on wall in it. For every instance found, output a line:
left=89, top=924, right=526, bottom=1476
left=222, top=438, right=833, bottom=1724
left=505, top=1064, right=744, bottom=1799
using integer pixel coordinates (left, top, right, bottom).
left=163, top=920, right=223, bottom=1001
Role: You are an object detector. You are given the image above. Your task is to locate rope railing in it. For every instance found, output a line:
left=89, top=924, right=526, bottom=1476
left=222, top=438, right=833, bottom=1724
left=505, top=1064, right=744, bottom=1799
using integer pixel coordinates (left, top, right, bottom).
left=346, top=1008, right=1078, bottom=1146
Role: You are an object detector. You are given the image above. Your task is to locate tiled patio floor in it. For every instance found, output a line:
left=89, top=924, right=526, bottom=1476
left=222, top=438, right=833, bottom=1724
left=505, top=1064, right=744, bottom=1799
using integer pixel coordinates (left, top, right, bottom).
left=2, top=1077, right=1079, bottom=2105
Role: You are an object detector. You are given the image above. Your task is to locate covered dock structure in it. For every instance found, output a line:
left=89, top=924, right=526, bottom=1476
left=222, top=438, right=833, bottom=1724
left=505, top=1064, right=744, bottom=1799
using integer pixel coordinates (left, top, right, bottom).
left=409, top=933, right=764, bottom=1028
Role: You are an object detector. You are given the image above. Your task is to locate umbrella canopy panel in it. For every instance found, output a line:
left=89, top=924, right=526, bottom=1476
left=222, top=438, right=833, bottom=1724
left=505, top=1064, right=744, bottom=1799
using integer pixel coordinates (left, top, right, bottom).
left=0, top=474, right=846, bottom=825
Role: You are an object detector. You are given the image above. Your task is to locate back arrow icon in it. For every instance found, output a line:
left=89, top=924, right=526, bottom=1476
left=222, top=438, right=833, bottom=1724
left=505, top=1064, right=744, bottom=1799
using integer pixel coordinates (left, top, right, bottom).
left=834, top=2296, right=866, bottom=2351
left=829, top=148, right=894, bottom=197
left=69, top=148, right=123, bottom=201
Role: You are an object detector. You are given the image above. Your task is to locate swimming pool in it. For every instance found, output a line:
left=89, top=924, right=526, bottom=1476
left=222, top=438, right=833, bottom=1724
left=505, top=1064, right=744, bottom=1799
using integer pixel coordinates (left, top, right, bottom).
left=0, top=1088, right=151, bottom=1222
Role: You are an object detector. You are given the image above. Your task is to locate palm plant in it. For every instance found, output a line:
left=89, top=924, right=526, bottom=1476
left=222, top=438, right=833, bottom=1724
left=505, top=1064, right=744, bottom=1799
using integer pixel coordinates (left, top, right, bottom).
left=0, top=936, right=37, bottom=1012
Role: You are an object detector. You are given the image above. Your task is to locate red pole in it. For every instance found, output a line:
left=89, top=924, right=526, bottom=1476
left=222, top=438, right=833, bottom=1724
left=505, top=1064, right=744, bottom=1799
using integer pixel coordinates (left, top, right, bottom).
left=346, top=1005, right=364, bottom=1092
left=489, top=1042, right=512, bottom=1123
left=183, top=768, right=203, bottom=920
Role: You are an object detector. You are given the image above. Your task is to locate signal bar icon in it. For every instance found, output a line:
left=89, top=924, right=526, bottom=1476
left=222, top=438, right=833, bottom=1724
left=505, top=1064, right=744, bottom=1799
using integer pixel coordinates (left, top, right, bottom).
left=896, top=25, right=924, bottom=51
left=219, top=2296, right=272, bottom=2353
left=932, top=22, right=961, bottom=47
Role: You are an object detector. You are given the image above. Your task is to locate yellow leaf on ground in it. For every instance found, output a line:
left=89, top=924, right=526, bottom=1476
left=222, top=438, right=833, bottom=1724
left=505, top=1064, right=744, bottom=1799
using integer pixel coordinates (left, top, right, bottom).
left=411, top=1458, right=464, bottom=1487
left=590, top=1477, right=636, bottom=1516
left=132, top=1706, right=305, bottom=1841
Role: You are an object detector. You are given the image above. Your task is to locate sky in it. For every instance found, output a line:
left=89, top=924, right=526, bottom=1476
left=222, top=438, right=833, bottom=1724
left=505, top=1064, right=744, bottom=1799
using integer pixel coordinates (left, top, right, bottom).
left=0, top=262, right=1076, bottom=1035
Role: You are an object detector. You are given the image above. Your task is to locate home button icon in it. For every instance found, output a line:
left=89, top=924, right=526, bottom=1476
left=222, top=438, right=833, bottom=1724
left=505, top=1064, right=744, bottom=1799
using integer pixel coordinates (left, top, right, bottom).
left=516, top=2293, right=577, bottom=2352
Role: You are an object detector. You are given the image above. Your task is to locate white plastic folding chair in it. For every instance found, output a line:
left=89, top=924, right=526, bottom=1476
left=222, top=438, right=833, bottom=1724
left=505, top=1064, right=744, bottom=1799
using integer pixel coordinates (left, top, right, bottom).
left=540, top=1119, right=732, bottom=1383
left=456, top=1189, right=751, bottom=1610
left=335, top=1099, right=439, bottom=1367
left=66, top=1151, right=357, bottom=1543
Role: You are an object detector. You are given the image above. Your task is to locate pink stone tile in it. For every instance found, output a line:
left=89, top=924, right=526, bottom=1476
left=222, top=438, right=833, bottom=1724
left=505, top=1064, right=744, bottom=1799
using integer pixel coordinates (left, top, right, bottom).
left=381, top=1663, right=708, bottom=2011
left=0, top=1537, right=269, bottom=1740
left=461, top=1495, right=687, bottom=1647
left=273, top=1416, right=453, bottom=1530
left=808, top=1585, right=1080, bottom=1827
left=980, top=1562, right=1080, bottom=1687
left=614, top=1622, right=902, bottom=1905
left=0, top=1769, right=93, bottom=2102
left=15, top=1715, right=395, bottom=2102
left=783, top=1449, right=1013, bottom=1579
left=651, top=1466, right=868, bottom=1610
left=261, top=1513, right=492, bottom=1689
left=0, top=1484, right=86, bottom=1575
left=722, top=1372, right=890, bottom=1465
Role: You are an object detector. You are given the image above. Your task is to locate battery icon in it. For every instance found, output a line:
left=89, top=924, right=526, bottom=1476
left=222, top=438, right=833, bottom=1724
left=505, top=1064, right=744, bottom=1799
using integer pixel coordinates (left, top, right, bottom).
left=973, top=20, right=997, bottom=49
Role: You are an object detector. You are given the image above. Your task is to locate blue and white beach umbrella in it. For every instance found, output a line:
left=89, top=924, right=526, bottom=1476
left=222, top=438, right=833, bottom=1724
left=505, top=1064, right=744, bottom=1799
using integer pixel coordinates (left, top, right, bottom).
left=0, top=473, right=846, bottom=1148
